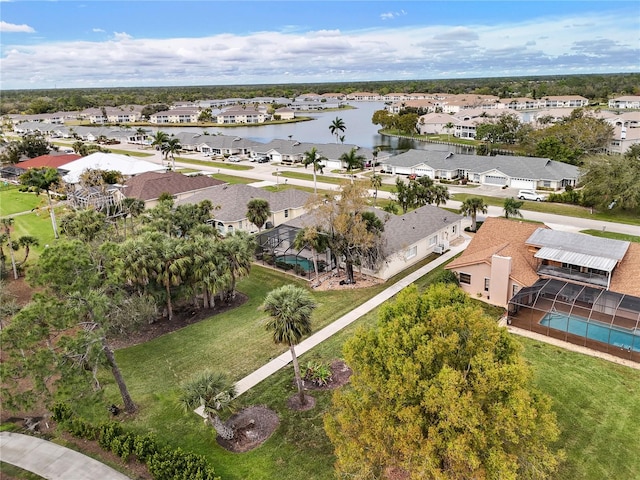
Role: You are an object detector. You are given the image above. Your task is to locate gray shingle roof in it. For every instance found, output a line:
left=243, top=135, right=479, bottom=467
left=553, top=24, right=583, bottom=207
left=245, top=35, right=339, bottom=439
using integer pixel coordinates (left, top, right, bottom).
left=174, top=184, right=310, bottom=222
left=383, top=149, right=580, bottom=181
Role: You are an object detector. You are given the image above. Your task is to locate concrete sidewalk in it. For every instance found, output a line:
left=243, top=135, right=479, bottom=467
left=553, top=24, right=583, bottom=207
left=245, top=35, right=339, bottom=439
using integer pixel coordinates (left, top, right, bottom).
left=235, top=235, right=471, bottom=396
left=0, top=431, right=131, bottom=480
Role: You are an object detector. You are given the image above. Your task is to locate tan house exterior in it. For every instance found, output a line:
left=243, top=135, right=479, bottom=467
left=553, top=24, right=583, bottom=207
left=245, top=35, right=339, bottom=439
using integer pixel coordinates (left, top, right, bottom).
left=446, top=218, right=546, bottom=307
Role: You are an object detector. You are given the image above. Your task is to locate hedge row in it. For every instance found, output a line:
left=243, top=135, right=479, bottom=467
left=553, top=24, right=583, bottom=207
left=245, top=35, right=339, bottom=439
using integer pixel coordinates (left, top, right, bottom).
left=51, top=402, right=220, bottom=480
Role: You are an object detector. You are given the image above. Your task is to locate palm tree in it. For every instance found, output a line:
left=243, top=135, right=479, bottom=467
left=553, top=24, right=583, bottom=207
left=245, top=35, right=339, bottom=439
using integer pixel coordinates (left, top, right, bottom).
left=370, top=174, right=382, bottom=206
left=1, top=218, right=18, bottom=279
left=503, top=197, right=524, bottom=219
left=329, top=117, right=346, bottom=144
left=16, top=235, right=39, bottom=268
left=262, top=284, right=316, bottom=406
left=431, top=184, right=450, bottom=206
left=246, top=198, right=270, bottom=232
left=220, top=231, right=255, bottom=301
left=293, top=226, right=329, bottom=280
left=19, top=167, right=61, bottom=239
left=303, top=147, right=327, bottom=194
left=150, top=130, right=169, bottom=151
left=162, top=137, right=181, bottom=171
left=444, top=121, right=455, bottom=141
left=459, top=197, right=488, bottom=232
left=339, top=148, right=366, bottom=183
left=179, top=370, right=236, bottom=440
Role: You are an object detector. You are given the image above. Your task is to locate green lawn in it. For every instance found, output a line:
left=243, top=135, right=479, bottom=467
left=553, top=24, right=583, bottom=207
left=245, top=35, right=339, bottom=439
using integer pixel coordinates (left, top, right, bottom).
left=176, top=157, right=254, bottom=171
left=0, top=186, right=43, bottom=216
left=92, top=260, right=640, bottom=480
left=580, top=229, right=640, bottom=243
left=451, top=192, right=640, bottom=226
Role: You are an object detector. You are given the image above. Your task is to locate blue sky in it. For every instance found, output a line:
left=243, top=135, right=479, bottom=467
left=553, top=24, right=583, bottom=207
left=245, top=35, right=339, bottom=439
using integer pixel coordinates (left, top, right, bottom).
left=1, top=1, right=638, bottom=90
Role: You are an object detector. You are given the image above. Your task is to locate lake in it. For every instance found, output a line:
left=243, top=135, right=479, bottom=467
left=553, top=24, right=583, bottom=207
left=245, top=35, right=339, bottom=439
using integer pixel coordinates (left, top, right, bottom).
left=153, top=102, right=461, bottom=153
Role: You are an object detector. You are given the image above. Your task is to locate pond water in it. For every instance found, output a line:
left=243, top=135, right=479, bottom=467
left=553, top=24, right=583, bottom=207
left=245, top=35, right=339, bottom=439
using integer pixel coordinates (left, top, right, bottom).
left=151, top=102, right=470, bottom=154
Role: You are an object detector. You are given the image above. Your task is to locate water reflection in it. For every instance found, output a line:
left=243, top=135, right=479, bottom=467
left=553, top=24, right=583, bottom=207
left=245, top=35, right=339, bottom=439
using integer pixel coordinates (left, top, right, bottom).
left=155, top=101, right=474, bottom=154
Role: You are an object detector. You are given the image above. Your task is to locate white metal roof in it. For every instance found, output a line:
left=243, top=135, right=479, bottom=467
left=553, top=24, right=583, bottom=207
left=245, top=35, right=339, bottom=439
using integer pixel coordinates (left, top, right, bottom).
left=534, top=247, right=618, bottom=272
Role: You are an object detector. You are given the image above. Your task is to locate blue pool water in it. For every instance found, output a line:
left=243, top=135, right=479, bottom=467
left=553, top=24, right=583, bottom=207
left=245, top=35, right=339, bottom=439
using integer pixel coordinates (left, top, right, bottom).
left=276, top=255, right=314, bottom=272
left=540, top=313, right=640, bottom=352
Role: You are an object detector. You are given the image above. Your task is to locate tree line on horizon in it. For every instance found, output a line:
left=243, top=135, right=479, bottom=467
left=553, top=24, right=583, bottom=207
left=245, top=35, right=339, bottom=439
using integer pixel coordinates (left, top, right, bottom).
left=1, top=72, right=638, bottom=116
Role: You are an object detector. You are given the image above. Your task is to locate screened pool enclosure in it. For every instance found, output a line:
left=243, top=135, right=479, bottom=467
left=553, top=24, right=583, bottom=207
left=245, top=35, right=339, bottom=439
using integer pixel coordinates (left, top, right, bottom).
left=508, top=278, right=640, bottom=362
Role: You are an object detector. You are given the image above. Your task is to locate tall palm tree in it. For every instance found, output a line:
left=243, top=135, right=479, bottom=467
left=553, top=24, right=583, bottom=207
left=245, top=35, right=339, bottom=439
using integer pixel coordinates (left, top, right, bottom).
left=503, top=197, right=524, bottom=219
left=370, top=174, right=382, bottom=206
left=340, top=148, right=366, bottom=183
left=246, top=198, right=270, bottom=232
left=16, top=235, right=39, bottom=268
left=431, top=184, right=450, bottom=206
left=459, top=197, right=488, bottom=232
left=179, top=370, right=236, bottom=440
left=262, top=284, right=316, bottom=406
left=151, top=130, right=169, bottom=151
left=19, top=167, right=61, bottom=239
left=162, top=137, right=181, bottom=171
left=220, top=231, right=255, bottom=301
left=329, top=117, right=346, bottom=144
left=1, top=218, right=18, bottom=279
left=303, top=147, right=327, bottom=194
left=444, top=121, right=455, bottom=141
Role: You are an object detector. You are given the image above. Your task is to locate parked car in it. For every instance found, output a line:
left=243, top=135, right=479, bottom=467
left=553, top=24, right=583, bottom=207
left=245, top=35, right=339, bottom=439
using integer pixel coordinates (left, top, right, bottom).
left=518, top=190, right=547, bottom=201
left=227, top=156, right=241, bottom=162
left=257, top=156, right=270, bottom=163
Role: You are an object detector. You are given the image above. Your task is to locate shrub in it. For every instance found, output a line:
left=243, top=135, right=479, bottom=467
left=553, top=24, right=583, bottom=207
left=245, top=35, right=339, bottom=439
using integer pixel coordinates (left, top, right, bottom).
left=98, top=422, right=124, bottom=450
left=51, top=402, right=73, bottom=422
left=304, top=361, right=332, bottom=386
left=431, top=269, right=460, bottom=286
left=67, top=417, right=98, bottom=440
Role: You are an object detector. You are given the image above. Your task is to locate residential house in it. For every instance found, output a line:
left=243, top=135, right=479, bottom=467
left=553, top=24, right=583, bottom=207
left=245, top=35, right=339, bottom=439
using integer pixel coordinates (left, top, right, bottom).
left=280, top=204, right=463, bottom=280
left=149, top=107, right=200, bottom=124
left=416, top=113, right=460, bottom=135
left=381, top=149, right=580, bottom=190
left=216, top=107, right=268, bottom=124
left=174, top=184, right=311, bottom=235
left=121, top=171, right=225, bottom=208
left=447, top=217, right=640, bottom=362
left=59, top=152, right=166, bottom=184
left=608, top=96, right=640, bottom=109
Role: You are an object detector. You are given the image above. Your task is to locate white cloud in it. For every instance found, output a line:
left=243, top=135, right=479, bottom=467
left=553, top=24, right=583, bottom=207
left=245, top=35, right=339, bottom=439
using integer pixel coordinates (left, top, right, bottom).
left=380, top=10, right=407, bottom=21
left=93, top=28, right=105, bottom=33
left=0, top=10, right=637, bottom=89
left=0, top=21, right=35, bottom=33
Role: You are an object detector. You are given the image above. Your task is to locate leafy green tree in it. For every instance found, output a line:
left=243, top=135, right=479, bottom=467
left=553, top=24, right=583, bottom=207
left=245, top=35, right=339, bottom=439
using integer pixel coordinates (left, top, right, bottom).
left=15, top=235, right=39, bottom=269
left=198, top=108, right=213, bottom=123
left=59, top=209, right=108, bottom=242
left=19, top=167, right=61, bottom=239
left=179, top=370, right=236, bottom=439
left=329, top=117, right=346, bottom=143
left=303, top=147, right=327, bottom=194
left=246, top=198, right=271, bottom=232
left=262, top=284, right=316, bottom=406
left=324, top=284, right=562, bottom=480
left=396, top=112, right=419, bottom=135
left=0, top=134, right=51, bottom=164
left=393, top=178, right=416, bottom=214
left=371, top=109, right=393, bottom=129
left=503, top=197, right=524, bottom=219
left=580, top=147, right=640, bottom=210
left=459, top=197, right=488, bottom=232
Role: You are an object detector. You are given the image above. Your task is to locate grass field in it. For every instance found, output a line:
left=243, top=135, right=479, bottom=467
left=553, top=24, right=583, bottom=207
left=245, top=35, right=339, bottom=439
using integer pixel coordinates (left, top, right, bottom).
left=0, top=186, right=43, bottom=216
left=90, top=262, right=640, bottom=480
left=580, top=229, right=640, bottom=243
left=175, top=157, right=254, bottom=170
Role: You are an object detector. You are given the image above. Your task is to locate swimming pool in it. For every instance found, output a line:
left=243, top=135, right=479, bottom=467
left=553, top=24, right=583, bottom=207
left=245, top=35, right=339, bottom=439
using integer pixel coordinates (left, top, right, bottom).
left=540, top=312, right=640, bottom=352
left=276, top=255, right=314, bottom=272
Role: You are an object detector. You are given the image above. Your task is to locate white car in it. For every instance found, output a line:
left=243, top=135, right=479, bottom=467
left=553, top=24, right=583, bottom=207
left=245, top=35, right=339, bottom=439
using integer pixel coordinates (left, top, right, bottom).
left=518, top=190, right=546, bottom=201
left=227, top=156, right=241, bottom=162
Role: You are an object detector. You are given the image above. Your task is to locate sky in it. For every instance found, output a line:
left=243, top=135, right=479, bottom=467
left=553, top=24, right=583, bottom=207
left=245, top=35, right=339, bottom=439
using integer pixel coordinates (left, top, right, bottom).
left=1, top=1, right=639, bottom=90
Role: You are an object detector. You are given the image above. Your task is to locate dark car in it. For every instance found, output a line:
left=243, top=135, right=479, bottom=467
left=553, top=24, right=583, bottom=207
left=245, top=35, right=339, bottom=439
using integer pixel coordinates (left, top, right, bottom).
left=257, top=156, right=270, bottom=163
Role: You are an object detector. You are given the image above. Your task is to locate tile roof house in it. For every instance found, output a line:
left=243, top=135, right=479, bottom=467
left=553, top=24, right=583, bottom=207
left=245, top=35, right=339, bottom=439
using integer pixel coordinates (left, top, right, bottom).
left=174, top=184, right=311, bottom=235
left=121, top=171, right=225, bottom=207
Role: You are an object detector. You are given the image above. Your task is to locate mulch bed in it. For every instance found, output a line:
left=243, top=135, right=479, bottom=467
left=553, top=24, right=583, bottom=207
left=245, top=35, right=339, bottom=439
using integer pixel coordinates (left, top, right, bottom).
left=304, top=359, right=353, bottom=391
left=216, top=405, right=280, bottom=453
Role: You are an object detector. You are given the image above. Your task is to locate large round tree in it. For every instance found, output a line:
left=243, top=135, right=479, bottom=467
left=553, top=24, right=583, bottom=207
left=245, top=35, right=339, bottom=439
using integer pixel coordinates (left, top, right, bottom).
left=262, top=284, right=316, bottom=406
left=325, top=283, right=562, bottom=480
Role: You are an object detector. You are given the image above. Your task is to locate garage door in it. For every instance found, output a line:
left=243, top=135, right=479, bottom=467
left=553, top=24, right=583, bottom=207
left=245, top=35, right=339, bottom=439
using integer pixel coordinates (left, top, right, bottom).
left=510, top=179, right=535, bottom=189
left=484, top=175, right=507, bottom=185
